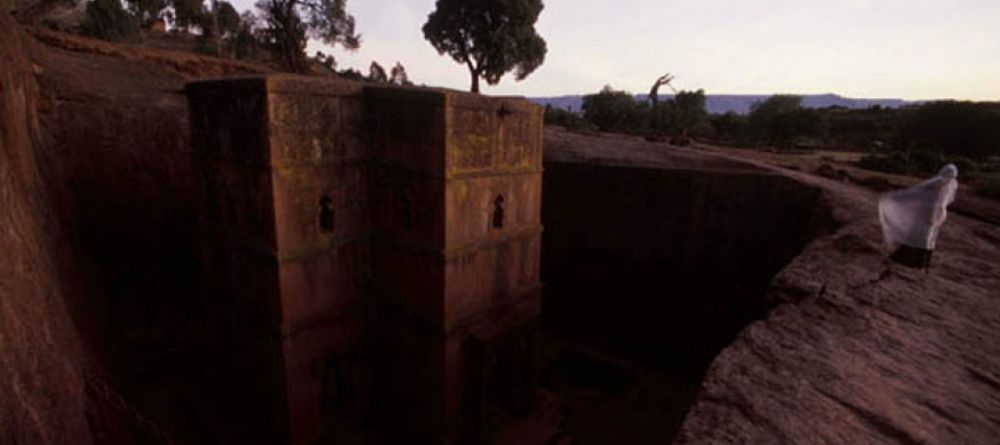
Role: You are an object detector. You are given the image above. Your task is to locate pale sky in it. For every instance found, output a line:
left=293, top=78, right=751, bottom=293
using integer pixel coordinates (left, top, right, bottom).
left=229, top=0, right=1000, bottom=100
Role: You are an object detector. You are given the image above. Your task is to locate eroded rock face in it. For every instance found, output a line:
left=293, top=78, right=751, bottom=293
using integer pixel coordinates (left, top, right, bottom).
left=542, top=161, right=830, bottom=374
left=675, top=192, right=1000, bottom=444
left=543, top=128, right=1000, bottom=445
left=0, top=13, right=92, bottom=445
left=17, top=26, right=271, bottom=445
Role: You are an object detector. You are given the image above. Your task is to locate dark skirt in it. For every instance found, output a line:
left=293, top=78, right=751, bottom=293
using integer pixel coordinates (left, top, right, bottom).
left=889, top=245, right=933, bottom=270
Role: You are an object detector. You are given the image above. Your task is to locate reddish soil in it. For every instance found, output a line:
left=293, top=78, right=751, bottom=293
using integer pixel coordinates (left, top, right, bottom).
left=28, top=26, right=273, bottom=80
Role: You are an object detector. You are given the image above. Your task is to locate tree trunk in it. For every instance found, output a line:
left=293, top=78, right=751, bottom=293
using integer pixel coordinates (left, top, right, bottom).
left=280, top=0, right=305, bottom=73
left=212, top=0, right=222, bottom=57
left=467, top=62, right=480, bottom=93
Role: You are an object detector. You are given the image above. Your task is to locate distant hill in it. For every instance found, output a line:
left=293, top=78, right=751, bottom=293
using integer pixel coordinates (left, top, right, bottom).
left=530, top=93, right=916, bottom=115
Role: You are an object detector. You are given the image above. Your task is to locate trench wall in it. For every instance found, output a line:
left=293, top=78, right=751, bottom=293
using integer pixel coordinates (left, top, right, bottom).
left=542, top=161, right=830, bottom=374
left=33, top=36, right=210, bottom=445
left=16, top=24, right=270, bottom=443
left=0, top=13, right=93, bottom=445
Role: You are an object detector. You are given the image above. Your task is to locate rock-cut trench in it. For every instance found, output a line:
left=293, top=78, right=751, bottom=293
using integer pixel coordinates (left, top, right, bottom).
left=540, top=160, right=835, bottom=442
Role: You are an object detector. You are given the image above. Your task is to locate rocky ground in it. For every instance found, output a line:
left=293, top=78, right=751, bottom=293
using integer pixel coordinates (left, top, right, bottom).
left=6, top=16, right=1000, bottom=443
left=546, top=127, right=1000, bottom=445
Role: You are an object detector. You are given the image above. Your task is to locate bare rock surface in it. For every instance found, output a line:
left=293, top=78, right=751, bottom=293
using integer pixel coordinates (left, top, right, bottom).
left=0, top=12, right=93, bottom=445
left=544, top=128, right=1000, bottom=445
left=1, top=25, right=274, bottom=445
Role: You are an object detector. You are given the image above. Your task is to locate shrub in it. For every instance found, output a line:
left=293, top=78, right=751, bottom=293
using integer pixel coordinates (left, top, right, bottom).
left=748, top=95, right=824, bottom=148
left=857, top=149, right=982, bottom=176
left=898, top=101, right=1000, bottom=160
left=581, top=85, right=648, bottom=134
left=544, top=105, right=593, bottom=131
left=658, top=89, right=707, bottom=138
left=709, top=111, right=748, bottom=144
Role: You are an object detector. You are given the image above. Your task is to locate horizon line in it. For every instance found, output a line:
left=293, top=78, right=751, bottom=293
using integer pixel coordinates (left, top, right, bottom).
left=526, top=92, right=1000, bottom=102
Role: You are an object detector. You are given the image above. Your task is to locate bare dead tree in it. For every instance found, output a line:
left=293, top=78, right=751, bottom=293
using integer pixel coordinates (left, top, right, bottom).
left=648, top=73, right=677, bottom=106
left=648, top=73, right=677, bottom=135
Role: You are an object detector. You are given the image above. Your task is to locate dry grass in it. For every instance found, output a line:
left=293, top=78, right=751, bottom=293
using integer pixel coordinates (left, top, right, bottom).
left=28, top=26, right=272, bottom=79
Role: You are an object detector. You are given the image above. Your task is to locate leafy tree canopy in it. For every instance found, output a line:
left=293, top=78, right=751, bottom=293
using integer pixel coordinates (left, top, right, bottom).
left=169, top=0, right=207, bottom=31
left=390, top=62, right=411, bottom=86
left=232, top=11, right=263, bottom=59
left=213, top=1, right=241, bottom=35
left=256, top=0, right=359, bottom=72
left=661, top=89, right=707, bottom=136
left=124, top=0, right=165, bottom=26
left=748, top=95, right=823, bottom=148
left=423, top=0, right=546, bottom=93
left=81, top=0, right=140, bottom=42
left=368, top=61, right=387, bottom=82
left=899, top=101, right=1000, bottom=160
left=581, top=85, right=647, bottom=133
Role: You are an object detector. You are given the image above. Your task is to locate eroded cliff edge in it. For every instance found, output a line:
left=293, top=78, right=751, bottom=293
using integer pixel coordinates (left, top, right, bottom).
left=0, top=12, right=93, bottom=445
left=545, top=128, right=1000, bottom=444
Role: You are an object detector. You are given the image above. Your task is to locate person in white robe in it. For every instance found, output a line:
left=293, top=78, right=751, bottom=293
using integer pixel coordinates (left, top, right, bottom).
left=878, top=164, right=958, bottom=271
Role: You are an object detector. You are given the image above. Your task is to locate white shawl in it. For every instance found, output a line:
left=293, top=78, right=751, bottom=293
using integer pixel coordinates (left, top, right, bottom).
left=878, top=164, right=958, bottom=250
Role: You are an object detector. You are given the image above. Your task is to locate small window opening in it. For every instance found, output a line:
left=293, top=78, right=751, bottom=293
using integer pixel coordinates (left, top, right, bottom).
left=492, top=195, right=506, bottom=229
left=401, top=197, right=413, bottom=229
left=498, top=104, right=513, bottom=118
left=224, top=193, right=237, bottom=223
left=396, top=189, right=415, bottom=229
left=319, top=196, right=334, bottom=232
left=312, top=354, right=359, bottom=416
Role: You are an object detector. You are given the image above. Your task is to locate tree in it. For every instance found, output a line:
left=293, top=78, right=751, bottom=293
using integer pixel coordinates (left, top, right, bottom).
left=124, top=0, right=166, bottom=27
left=581, top=85, right=647, bottom=134
left=315, top=51, right=337, bottom=71
left=710, top=111, right=748, bottom=143
left=256, top=0, right=360, bottom=73
left=748, top=95, right=822, bottom=148
left=544, top=104, right=592, bottom=130
left=198, top=0, right=240, bottom=56
left=169, top=0, right=207, bottom=31
left=368, top=61, right=387, bottom=82
left=233, top=11, right=263, bottom=60
left=337, top=68, right=365, bottom=81
left=81, top=0, right=141, bottom=42
left=214, top=1, right=241, bottom=35
left=898, top=101, right=1000, bottom=160
left=423, top=0, right=547, bottom=93
left=647, top=73, right=675, bottom=132
left=662, top=89, right=707, bottom=138
left=390, top=62, right=411, bottom=86
left=255, top=0, right=301, bottom=70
